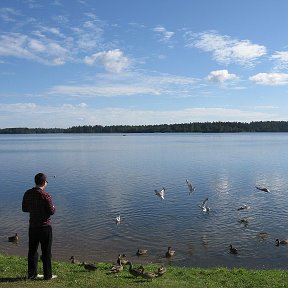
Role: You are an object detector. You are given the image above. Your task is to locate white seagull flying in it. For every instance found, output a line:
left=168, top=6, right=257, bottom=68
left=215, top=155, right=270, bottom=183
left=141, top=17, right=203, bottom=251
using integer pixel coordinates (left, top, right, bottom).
left=155, top=187, right=165, bottom=200
left=199, top=198, right=210, bottom=212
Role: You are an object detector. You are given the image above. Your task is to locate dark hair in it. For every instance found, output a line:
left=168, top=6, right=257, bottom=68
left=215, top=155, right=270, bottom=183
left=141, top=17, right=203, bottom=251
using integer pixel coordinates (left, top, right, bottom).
left=34, top=173, right=47, bottom=186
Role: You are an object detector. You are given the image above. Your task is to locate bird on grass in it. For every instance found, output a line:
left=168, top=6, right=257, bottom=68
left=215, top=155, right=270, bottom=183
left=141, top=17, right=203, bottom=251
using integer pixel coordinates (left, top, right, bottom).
left=81, top=262, right=98, bottom=271
left=136, top=248, right=148, bottom=256
left=140, top=268, right=158, bottom=281
left=116, top=254, right=128, bottom=265
left=186, top=179, right=195, bottom=194
left=107, top=263, right=123, bottom=274
left=126, top=261, right=144, bottom=278
left=275, top=239, right=288, bottom=246
left=155, top=188, right=165, bottom=200
left=69, top=256, right=81, bottom=264
left=199, top=198, right=210, bottom=212
left=229, top=244, right=238, bottom=254
left=156, top=265, right=167, bottom=276
left=256, top=186, right=270, bottom=193
left=8, top=233, right=19, bottom=243
left=165, top=246, right=175, bottom=258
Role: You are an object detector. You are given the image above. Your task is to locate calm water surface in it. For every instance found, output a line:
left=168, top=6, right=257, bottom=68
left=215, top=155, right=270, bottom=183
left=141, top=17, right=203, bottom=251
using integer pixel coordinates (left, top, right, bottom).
left=1, top=133, right=288, bottom=269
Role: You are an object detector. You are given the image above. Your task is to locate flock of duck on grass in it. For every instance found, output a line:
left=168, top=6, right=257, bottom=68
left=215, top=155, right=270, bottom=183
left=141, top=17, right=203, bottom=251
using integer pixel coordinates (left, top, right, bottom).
left=69, top=253, right=168, bottom=281
left=7, top=234, right=173, bottom=281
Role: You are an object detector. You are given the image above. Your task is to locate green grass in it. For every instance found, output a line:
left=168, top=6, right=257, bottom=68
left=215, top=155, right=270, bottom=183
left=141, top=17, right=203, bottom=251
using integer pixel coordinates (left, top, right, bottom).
left=1, top=254, right=288, bottom=288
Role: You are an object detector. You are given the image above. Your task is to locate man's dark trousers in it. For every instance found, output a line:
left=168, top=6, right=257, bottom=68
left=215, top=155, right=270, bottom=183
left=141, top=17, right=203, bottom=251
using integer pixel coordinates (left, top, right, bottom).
left=28, top=225, right=52, bottom=280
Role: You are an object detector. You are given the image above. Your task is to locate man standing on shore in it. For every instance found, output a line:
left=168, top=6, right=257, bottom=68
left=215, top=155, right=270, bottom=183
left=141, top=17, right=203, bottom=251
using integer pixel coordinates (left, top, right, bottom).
left=22, top=173, right=56, bottom=280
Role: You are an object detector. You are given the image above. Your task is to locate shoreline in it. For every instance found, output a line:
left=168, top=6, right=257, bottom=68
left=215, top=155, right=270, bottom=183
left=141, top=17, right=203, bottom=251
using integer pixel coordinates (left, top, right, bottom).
left=1, top=253, right=288, bottom=288
left=1, top=250, right=286, bottom=271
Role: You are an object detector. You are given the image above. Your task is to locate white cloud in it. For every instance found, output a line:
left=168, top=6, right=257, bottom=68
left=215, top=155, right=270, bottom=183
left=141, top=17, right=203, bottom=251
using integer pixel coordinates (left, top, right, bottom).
left=185, top=31, right=266, bottom=67
left=84, top=49, right=130, bottom=73
left=249, top=73, right=288, bottom=85
left=255, top=105, right=279, bottom=109
left=71, top=14, right=104, bottom=51
left=49, top=84, right=160, bottom=97
left=0, top=11, right=106, bottom=65
left=0, top=102, right=90, bottom=128
left=0, top=32, right=69, bottom=65
left=0, top=7, right=20, bottom=22
left=207, top=70, right=238, bottom=83
left=271, top=51, right=288, bottom=70
left=28, top=39, right=46, bottom=52
left=0, top=103, right=278, bottom=128
left=8, top=103, right=37, bottom=110
left=40, top=26, right=65, bottom=38
left=48, top=72, right=196, bottom=97
left=153, top=26, right=174, bottom=42
left=78, top=102, right=88, bottom=108
left=24, top=0, right=43, bottom=9
left=52, top=14, right=69, bottom=25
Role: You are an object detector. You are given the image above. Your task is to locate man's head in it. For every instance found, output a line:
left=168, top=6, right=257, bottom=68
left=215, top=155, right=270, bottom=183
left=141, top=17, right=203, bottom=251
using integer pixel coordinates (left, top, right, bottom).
left=34, top=173, right=48, bottom=186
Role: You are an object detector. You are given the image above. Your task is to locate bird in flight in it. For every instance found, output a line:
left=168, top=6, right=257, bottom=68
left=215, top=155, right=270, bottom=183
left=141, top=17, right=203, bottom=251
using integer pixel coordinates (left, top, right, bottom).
left=155, top=187, right=165, bottom=200
left=255, top=186, right=270, bottom=193
left=199, top=198, right=210, bottom=212
left=186, top=179, right=195, bottom=194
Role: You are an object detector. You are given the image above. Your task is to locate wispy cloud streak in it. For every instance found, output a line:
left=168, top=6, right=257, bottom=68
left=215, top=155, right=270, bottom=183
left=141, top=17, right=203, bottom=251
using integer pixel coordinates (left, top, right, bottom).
left=185, top=31, right=266, bottom=67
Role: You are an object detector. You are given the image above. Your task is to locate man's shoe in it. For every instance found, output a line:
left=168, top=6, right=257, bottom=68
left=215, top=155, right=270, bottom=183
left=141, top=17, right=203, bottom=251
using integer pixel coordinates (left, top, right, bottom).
left=44, top=275, right=57, bottom=280
left=36, top=274, right=44, bottom=279
left=28, top=274, right=43, bottom=280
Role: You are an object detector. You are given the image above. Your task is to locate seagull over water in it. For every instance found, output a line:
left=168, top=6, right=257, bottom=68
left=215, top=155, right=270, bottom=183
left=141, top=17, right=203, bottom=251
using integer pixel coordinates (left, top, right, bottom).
left=155, top=187, right=165, bottom=200
left=199, top=198, right=210, bottom=212
left=186, top=179, right=195, bottom=194
left=255, top=186, right=270, bottom=193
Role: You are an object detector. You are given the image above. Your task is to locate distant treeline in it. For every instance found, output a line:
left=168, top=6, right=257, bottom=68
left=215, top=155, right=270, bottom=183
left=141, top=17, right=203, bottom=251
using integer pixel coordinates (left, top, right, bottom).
left=1, top=121, right=288, bottom=134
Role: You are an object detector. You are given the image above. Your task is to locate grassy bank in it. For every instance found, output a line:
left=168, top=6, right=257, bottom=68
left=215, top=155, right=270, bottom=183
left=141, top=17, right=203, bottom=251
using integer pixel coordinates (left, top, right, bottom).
left=0, top=254, right=288, bottom=288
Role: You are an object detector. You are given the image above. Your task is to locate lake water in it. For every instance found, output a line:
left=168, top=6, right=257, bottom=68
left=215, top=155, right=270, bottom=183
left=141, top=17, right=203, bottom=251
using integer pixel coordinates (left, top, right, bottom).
left=1, top=133, right=288, bottom=269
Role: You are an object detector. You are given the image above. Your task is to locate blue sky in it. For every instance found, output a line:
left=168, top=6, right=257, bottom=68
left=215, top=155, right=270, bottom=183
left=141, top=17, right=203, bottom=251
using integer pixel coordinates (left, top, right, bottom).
left=1, top=0, right=288, bottom=128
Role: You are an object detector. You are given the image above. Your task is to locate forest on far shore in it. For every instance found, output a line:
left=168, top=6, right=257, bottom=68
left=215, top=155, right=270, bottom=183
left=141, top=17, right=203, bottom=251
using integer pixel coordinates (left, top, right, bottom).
left=1, top=121, right=288, bottom=134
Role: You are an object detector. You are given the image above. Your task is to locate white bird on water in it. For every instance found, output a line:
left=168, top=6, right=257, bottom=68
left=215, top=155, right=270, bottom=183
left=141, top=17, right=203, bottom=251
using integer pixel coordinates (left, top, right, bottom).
left=115, top=215, right=121, bottom=224
left=155, top=187, right=165, bottom=200
left=186, top=179, right=195, bottom=194
left=199, top=198, right=210, bottom=212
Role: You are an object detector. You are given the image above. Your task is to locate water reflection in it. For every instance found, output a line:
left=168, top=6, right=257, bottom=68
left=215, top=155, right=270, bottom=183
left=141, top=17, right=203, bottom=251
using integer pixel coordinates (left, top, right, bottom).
left=1, top=133, right=288, bottom=268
